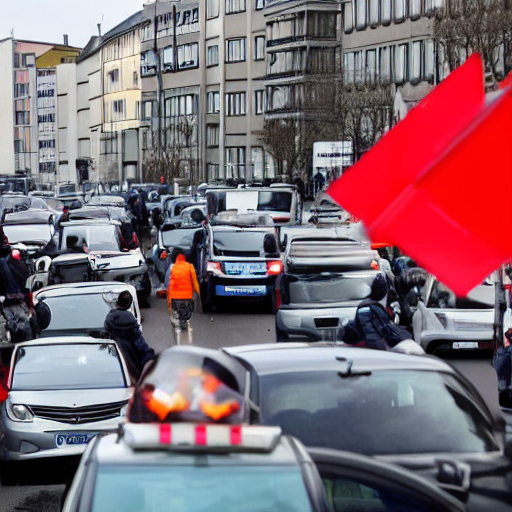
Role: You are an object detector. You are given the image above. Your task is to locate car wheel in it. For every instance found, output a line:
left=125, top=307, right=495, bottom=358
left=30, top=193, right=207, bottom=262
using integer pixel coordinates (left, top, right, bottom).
left=431, top=342, right=451, bottom=358
left=0, top=461, right=20, bottom=486
left=276, top=322, right=289, bottom=343
left=201, top=282, right=213, bottom=313
left=138, top=292, right=151, bottom=309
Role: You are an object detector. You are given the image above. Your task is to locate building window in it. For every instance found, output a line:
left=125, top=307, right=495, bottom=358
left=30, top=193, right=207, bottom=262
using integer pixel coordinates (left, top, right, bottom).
left=379, top=46, right=391, bottom=81
left=207, top=91, right=220, bottom=113
left=254, top=36, right=265, bottom=61
left=410, top=41, right=422, bottom=82
left=309, top=48, right=336, bottom=74
left=226, top=38, right=246, bottom=62
left=425, top=0, right=444, bottom=14
left=410, top=0, right=421, bottom=18
left=366, top=49, right=377, bottom=82
left=177, top=43, right=199, bottom=69
left=369, top=0, right=380, bottom=26
left=208, top=163, right=220, bottom=181
left=143, top=101, right=153, bottom=120
left=254, top=90, right=265, bottom=114
left=356, top=0, right=367, bottom=29
left=381, top=0, right=392, bottom=24
left=225, top=92, right=246, bottom=116
left=166, top=95, right=195, bottom=117
left=207, top=45, right=219, bottom=66
left=133, top=71, right=139, bottom=86
left=255, top=0, right=265, bottom=9
left=344, top=52, right=355, bottom=83
left=344, top=1, right=354, bottom=33
left=395, top=44, right=408, bottom=84
left=141, top=50, right=157, bottom=76
left=207, top=0, right=219, bottom=18
left=38, top=113, right=55, bottom=124
left=226, top=0, right=246, bottom=14
left=112, top=99, right=125, bottom=121
left=267, top=49, right=306, bottom=76
left=251, top=148, right=264, bottom=179
left=424, top=39, right=435, bottom=81
left=207, top=124, right=220, bottom=147
left=140, top=24, right=152, bottom=41
left=395, top=0, right=407, bottom=22
left=225, top=147, right=245, bottom=178
left=163, top=47, right=174, bottom=72
left=307, top=12, right=337, bottom=38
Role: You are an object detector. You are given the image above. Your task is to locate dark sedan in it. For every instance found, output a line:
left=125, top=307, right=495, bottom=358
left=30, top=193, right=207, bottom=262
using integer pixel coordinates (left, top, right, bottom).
left=224, top=343, right=512, bottom=510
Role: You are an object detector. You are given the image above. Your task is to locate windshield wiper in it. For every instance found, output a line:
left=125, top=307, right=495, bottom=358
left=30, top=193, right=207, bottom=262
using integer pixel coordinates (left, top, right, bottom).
left=336, top=356, right=372, bottom=378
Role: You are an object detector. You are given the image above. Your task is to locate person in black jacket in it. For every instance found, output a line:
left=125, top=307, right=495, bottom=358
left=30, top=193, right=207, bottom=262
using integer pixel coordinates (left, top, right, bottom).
left=104, top=291, right=156, bottom=383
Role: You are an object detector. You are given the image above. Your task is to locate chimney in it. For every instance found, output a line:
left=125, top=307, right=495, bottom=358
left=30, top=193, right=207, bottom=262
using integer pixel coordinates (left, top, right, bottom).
left=63, top=34, right=69, bottom=46
left=97, top=23, right=102, bottom=37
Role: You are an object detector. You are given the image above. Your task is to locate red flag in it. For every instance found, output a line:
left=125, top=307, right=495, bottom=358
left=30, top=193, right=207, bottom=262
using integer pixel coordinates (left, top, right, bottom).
left=328, top=54, right=512, bottom=297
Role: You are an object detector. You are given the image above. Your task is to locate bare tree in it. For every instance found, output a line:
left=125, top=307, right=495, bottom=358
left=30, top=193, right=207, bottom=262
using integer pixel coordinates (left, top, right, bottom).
left=434, top=0, right=512, bottom=81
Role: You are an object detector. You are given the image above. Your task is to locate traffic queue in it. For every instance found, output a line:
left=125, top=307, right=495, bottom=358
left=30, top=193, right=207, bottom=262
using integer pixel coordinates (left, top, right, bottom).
left=0, top=181, right=511, bottom=512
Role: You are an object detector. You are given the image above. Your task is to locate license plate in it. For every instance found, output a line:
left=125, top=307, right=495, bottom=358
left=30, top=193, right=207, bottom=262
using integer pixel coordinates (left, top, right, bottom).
left=452, top=341, right=479, bottom=349
left=224, top=263, right=266, bottom=276
left=217, top=285, right=267, bottom=297
left=55, top=434, right=96, bottom=448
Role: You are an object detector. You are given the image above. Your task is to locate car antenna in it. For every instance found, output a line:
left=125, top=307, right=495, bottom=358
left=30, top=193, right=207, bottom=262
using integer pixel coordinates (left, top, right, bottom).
left=336, top=356, right=372, bottom=378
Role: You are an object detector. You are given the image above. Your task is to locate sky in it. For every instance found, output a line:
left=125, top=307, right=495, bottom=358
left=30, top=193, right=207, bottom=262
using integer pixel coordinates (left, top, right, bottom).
left=0, top=0, right=145, bottom=48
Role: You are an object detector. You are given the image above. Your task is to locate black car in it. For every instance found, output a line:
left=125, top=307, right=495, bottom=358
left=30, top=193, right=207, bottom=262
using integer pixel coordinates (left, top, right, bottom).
left=224, top=343, right=512, bottom=511
left=196, top=220, right=283, bottom=312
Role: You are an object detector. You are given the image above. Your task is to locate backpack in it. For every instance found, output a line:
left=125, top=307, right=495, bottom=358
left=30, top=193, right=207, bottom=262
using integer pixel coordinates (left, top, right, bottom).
left=356, top=302, right=410, bottom=349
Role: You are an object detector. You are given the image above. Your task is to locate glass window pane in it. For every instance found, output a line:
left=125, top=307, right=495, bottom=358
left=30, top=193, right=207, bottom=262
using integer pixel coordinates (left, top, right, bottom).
left=381, top=0, right=392, bottom=23
left=344, top=2, right=354, bottom=33
left=356, top=0, right=367, bottom=29
left=369, top=0, right=380, bottom=25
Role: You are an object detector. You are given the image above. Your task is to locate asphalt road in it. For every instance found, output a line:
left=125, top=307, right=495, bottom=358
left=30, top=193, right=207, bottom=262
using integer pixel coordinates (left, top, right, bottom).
left=0, top=292, right=502, bottom=511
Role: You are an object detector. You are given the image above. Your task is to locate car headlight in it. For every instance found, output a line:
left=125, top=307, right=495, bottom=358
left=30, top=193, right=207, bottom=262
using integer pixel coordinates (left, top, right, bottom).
left=7, top=402, right=34, bottom=422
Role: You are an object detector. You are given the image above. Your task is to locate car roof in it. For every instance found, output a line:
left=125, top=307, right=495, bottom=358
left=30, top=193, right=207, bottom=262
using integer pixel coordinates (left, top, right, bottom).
left=211, top=225, right=275, bottom=233
left=33, top=282, right=137, bottom=298
left=61, top=219, right=119, bottom=226
left=13, top=335, right=118, bottom=348
left=92, top=430, right=302, bottom=467
left=223, top=344, right=453, bottom=376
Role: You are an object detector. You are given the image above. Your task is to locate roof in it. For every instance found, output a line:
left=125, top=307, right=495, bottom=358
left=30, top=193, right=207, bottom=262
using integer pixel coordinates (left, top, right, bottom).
left=77, top=10, right=146, bottom=63
left=92, top=430, right=302, bottom=466
left=13, top=336, right=117, bottom=348
left=33, top=281, right=137, bottom=298
left=223, top=344, right=453, bottom=376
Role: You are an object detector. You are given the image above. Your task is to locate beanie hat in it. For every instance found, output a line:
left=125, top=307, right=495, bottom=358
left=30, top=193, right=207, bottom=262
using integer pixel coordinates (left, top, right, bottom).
left=370, top=274, right=388, bottom=301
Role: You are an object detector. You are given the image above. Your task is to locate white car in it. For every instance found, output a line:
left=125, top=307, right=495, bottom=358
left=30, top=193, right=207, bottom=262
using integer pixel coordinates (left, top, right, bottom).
left=32, top=282, right=142, bottom=338
left=0, top=337, right=133, bottom=483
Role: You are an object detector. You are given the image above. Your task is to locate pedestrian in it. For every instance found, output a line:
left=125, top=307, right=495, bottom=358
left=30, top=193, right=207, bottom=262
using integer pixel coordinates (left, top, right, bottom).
left=493, top=329, right=512, bottom=408
left=104, top=291, right=156, bottom=383
left=167, top=248, right=200, bottom=345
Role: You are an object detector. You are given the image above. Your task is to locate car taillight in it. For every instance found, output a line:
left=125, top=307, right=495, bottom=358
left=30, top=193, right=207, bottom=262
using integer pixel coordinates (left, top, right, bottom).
left=275, top=286, right=282, bottom=309
left=159, top=250, right=168, bottom=260
left=206, top=261, right=223, bottom=276
left=267, top=260, right=283, bottom=275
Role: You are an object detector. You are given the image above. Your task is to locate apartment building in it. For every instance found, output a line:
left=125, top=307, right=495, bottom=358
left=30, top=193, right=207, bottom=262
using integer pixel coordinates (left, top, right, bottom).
left=74, top=11, right=147, bottom=184
left=0, top=38, right=80, bottom=180
left=140, top=0, right=274, bottom=183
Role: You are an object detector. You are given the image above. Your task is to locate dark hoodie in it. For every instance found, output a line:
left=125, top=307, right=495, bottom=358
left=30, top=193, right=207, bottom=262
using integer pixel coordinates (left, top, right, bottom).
left=104, top=309, right=155, bottom=382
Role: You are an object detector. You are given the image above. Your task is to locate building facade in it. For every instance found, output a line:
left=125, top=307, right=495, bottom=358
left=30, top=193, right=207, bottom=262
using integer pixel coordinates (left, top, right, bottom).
left=0, top=38, right=80, bottom=181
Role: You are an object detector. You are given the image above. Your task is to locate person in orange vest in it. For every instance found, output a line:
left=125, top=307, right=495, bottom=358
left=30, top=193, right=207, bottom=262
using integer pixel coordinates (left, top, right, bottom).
left=167, top=248, right=200, bottom=345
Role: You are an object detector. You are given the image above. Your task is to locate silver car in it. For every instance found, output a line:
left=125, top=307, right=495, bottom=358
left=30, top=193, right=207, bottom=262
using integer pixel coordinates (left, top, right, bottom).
left=412, top=275, right=495, bottom=355
left=0, top=337, right=133, bottom=478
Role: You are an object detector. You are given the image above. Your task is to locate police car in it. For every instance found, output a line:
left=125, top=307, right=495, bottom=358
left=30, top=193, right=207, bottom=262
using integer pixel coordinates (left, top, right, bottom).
left=61, top=346, right=466, bottom=512
left=61, top=422, right=466, bottom=512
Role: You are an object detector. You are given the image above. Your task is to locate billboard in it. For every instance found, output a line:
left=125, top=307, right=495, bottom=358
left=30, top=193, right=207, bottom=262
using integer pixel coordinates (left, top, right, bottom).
left=312, top=141, right=353, bottom=179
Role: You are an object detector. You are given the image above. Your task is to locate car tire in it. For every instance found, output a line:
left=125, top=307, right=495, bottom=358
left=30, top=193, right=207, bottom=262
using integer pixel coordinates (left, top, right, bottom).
left=431, top=342, right=451, bottom=358
left=201, top=282, right=213, bottom=313
left=276, top=322, right=289, bottom=343
left=0, top=461, right=19, bottom=486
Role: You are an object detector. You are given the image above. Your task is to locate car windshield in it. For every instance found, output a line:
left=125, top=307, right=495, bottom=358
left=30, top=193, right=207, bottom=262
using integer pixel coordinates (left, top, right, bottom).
left=3, top=225, right=52, bottom=244
left=427, top=280, right=495, bottom=309
left=257, top=191, right=293, bottom=213
left=286, top=273, right=374, bottom=304
left=259, top=370, right=498, bottom=455
left=91, top=465, right=312, bottom=512
left=38, top=293, right=118, bottom=333
left=162, top=228, right=198, bottom=249
left=11, top=343, right=126, bottom=391
left=61, top=225, right=120, bottom=251
left=213, top=231, right=266, bottom=256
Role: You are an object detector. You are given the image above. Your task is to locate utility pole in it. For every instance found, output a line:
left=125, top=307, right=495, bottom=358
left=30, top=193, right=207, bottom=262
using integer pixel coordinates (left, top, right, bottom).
left=153, top=0, right=163, bottom=175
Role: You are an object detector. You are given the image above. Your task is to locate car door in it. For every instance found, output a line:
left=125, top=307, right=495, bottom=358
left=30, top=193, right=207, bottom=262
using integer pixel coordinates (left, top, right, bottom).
left=308, top=448, right=467, bottom=512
